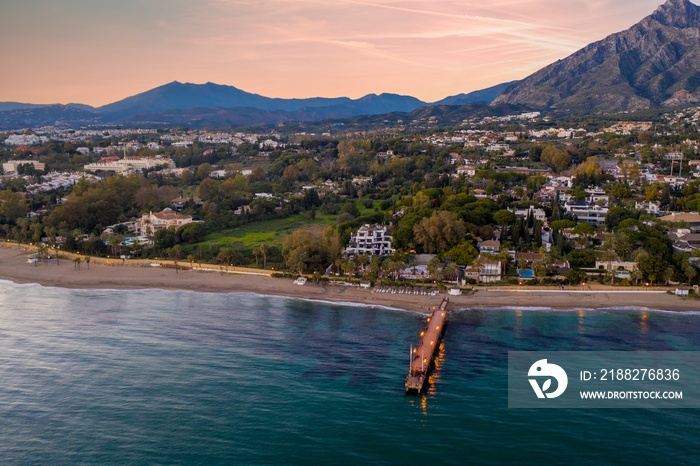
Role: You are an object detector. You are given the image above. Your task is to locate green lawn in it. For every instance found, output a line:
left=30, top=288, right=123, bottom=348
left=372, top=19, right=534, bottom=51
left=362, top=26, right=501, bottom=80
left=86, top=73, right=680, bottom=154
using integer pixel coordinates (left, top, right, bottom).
left=198, top=213, right=337, bottom=249
left=193, top=198, right=383, bottom=250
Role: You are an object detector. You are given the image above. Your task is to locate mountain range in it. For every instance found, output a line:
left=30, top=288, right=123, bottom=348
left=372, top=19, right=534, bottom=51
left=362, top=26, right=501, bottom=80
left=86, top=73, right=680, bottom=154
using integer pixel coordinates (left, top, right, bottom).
left=494, top=0, right=700, bottom=113
left=1, top=0, right=699, bottom=130
left=0, top=81, right=514, bottom=131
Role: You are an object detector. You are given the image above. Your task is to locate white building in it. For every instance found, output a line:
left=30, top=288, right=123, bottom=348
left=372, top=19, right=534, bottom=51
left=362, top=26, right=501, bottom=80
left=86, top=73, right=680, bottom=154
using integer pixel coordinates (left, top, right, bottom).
left=635, top=201, right=661, bottom=215
left=512, top=206, right=547, bottom=222
left=26, top=172, right=100, bottom=194
left=345, top=224, right=394, bottom=257
left=564, top=202, right=609, bottom=226
left=84, top=156, right=175, bottom=174
left=4, top=134, right=48, bottom=146
left=136, top=208, right=194, bottom=236
left=3, top=160, right=45, bottom=173
left=478, top=259, right=503, bottom=283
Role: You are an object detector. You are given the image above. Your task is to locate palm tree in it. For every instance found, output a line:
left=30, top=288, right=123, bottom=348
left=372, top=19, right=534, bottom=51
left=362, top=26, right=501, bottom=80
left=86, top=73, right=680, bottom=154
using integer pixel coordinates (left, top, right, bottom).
left=443, top=262, right=461, bottom=283
left=663, top=266, right=675, bottom=286
left=427, top=257, right=443, bottom=281
left=36, top=244, right=47, bottom=265
left=601, top=243, right=619, bottom=285
left=341, top=260, right=354, bottom=277
left=631, top=269, right=643, bottom=286
left=355, top=254, right=370, bottom=273
left=253, top=249, right=260, bottom=268
left=259, top=245, right=268, bottom=269
left=386, top=260, right=406, bottom=280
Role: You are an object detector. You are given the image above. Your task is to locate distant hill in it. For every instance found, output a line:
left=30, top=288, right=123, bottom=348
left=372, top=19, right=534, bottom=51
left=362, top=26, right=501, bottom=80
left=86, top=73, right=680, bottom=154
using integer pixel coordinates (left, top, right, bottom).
left=0, top=105, right=102, bottom=131
left=0, top=102, right=50, bottom=112
left=0, top=81, right=515, bottom=130
left=96, top=81, right=428, bottom=120
left=433, top=81, right=517, bottom=106
left=493, top=0, right=700, bottom=113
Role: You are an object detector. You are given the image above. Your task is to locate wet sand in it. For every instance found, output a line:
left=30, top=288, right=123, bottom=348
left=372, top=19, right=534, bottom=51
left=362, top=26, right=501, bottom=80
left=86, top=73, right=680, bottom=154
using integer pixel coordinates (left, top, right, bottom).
left=0, top=247, right=697, bottom=313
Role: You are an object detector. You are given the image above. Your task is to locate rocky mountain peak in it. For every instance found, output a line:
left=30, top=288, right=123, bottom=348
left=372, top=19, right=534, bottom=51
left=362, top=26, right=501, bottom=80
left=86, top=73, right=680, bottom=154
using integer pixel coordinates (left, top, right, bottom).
left=650, top=0, right=700, bottom=27
left=491, top=0, right=700, bottom=114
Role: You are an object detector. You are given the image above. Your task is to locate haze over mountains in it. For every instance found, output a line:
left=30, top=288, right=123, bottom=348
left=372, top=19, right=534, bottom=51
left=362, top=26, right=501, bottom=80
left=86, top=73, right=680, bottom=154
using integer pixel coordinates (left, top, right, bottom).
left=1, top=1, right=699, bottom=130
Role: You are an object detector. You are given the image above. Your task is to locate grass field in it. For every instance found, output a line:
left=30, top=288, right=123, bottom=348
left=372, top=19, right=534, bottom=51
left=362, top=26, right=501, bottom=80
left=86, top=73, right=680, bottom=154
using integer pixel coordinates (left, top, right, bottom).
left=198, top=213, right=336, bottom=249
left=194, top=198, right=384, bottom=250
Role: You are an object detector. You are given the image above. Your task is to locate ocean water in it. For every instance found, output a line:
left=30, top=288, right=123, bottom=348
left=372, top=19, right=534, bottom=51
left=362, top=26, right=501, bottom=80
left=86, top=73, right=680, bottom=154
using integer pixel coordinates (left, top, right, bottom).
left=1, top=280, right=699, bottom=464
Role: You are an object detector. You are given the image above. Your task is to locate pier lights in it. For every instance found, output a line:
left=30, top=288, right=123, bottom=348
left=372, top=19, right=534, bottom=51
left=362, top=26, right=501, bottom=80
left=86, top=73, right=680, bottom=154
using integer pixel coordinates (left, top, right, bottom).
left=442, top=313, right=445, bottom=317
left=427, top=318, right=430, bottom=322
left=420, top=331, right=425, bottom=336
left=430, top=341, right=434, bottom=346
left=436, top=326, right=439, bottom=331
left=413, top=348, right=417, bottom=353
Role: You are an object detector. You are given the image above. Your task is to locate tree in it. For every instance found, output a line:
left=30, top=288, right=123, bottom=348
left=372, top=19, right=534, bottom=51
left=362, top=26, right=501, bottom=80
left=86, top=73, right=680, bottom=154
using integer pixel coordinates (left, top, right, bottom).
left=636, top=252, right=665, bottom=286
left=282, top=230, right=325, bottom=276
left=385, top=260, right=406, bottom=280
left=413, top=211, right=465, bottom=254
left=0, top=190, right=28, bottom=221
left=427, top=256, right=443, bottom=281
left=197, top=163, right=214, bottom=180
left=494, top=210, right=517, bottom=229
left=609, top=183, right=632, bottom=206
left=631, top=268, right=643, bottom=286
left=681, top=262, right=697, bottom=285
left=541, top=144, right=571, bottom=172
left=282, top=165, right=301, bottom=182
left=550, top=220, right=576, bottom=231
left=572, top=222, right=595, bottom=241
left=260, top=245, right=268, bottom=269
left=178, top=222, right=207, bottom=243
left=605, top=231, right=632, bottom=262
left=443, top=262, right=461, bottom=282
left=321, top=227, right=342, bottom=266
left=169, top=245, right=183, bottom=260
left=198, top=178, right=220, bottom=200
left=154, top=227, right=179, bottom=250
left=444, top=242, right=478, bottom=266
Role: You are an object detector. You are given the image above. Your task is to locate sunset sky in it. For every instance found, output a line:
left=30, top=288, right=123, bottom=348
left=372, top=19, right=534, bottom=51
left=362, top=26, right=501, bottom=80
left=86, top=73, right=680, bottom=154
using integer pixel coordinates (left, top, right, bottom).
left=0, top=0, right=669, bottom=106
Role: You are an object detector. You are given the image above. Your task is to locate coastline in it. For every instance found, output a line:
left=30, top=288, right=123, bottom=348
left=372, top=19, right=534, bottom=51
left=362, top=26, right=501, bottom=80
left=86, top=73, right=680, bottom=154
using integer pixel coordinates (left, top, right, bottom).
left=0, top=246, right=698, bottom=313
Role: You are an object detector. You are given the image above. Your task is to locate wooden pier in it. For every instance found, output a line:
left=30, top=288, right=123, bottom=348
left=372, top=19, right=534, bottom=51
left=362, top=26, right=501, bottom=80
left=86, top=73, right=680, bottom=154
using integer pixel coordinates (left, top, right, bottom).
left=405, top=298, right=449, bottom=393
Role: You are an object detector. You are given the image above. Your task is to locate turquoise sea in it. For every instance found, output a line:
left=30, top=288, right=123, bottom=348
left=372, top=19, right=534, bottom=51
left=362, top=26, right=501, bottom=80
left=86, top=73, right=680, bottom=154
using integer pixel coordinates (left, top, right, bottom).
left=1, top=280, right=699, bottom=464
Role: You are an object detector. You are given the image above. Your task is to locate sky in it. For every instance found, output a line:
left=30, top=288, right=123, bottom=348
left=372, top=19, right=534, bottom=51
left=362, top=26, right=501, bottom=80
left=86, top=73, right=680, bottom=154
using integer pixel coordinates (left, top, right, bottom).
left=0, top=0, right=669, bottom=106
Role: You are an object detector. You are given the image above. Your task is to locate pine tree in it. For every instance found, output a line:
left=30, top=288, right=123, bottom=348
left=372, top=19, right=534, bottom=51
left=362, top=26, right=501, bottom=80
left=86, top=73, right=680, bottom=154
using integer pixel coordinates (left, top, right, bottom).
left=552, top=193, right=562, bottom=221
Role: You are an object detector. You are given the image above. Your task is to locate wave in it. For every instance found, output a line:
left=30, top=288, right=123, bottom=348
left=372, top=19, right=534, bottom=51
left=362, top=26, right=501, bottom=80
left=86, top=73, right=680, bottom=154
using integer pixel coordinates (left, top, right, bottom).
left=223, top=291, right=424, bottom=315
left=450, top=305, right=700, bottom=316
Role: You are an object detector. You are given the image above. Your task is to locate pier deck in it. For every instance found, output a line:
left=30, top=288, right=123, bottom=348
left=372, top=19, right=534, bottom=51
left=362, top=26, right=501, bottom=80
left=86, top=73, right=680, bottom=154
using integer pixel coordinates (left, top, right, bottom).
left=405, top=298, right=449, bottom=393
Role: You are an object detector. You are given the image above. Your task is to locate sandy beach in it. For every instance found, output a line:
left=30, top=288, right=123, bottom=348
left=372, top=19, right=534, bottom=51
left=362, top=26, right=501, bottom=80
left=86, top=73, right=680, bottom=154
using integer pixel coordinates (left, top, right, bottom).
left=0, top=246, right=697, bottom=313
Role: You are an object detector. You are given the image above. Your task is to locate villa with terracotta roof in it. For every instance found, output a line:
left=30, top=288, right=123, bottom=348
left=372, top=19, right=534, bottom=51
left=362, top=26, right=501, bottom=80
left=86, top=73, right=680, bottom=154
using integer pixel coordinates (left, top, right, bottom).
left=136, top=208, right=193, bottom=236
left=660, top=212, right=700, bottom=231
